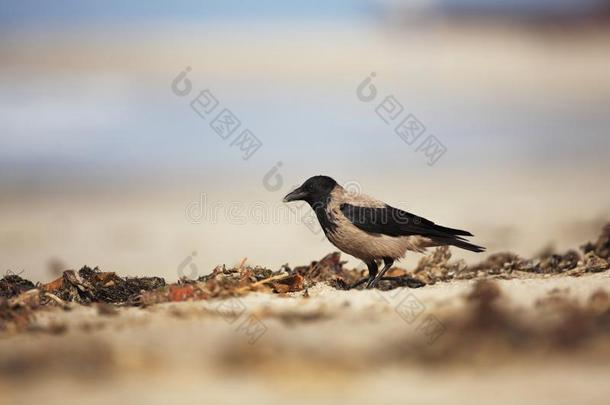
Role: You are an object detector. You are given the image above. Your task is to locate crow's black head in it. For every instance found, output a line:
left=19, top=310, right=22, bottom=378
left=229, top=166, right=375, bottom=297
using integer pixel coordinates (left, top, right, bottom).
left=283, top=175, right=337, bottom=206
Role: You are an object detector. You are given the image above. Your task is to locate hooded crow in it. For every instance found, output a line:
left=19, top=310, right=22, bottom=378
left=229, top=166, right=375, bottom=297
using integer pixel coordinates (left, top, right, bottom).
left=283, top=175, right=485, bottom=289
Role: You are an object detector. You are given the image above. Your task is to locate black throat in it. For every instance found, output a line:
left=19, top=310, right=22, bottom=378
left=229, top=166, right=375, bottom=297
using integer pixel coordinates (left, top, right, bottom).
left=308, top=195, right=338, bottom=235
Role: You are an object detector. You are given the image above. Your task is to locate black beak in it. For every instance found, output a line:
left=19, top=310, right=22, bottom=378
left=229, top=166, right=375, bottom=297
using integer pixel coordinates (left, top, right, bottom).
left=283, top=187, right=308, bottom=202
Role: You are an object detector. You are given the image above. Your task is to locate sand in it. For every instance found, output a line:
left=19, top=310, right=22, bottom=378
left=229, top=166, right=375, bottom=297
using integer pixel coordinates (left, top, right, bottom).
left=2, top=271, right=610, bottom=405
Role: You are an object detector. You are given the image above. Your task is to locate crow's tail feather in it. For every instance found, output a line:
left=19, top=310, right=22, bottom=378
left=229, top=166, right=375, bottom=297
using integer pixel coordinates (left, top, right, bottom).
left=431, top=224, right=473, bottom=237
left=431, top=236, right=486, bottom=253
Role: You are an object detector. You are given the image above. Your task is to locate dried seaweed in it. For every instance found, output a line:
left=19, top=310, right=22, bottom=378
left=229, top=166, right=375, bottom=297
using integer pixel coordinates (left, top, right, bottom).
left=0, top=273, right=35, bottom=298
left=582, top=223, right=610, bottom=260
left=2, top=223, right=610, bottom=334
left=41, top=267, right=165, bottom=305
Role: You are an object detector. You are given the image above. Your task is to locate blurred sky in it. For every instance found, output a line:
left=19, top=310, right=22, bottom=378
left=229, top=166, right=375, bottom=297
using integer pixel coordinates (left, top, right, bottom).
left=1, top=1, right=609, bottom=280
left=2, top=0, right=610, bottom=179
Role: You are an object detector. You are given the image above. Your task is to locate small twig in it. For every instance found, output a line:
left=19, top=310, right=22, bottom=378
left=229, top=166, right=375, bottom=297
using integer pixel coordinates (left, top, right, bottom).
left=44, top=292, right=68, bottom=308
left=236, top=272, right=291, bottom=293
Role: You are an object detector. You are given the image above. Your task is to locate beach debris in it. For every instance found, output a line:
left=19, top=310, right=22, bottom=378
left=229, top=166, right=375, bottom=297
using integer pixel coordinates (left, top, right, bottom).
left=0, top=273, right=35, bottom=299
left=2, top=223, right=610, bottom=334
left=412, top=246, right=465, bottom=283
left=40, top=267, right=165, bottom=305
left=581, top=252, right=609, bottom=273
left=582, top=223, right=610, bottom=260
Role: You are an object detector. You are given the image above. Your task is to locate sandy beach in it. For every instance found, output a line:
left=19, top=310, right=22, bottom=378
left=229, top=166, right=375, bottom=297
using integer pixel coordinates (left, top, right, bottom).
left=2, top=275, right=610, bottom=405
left=2, top=225, right=610, bottom=404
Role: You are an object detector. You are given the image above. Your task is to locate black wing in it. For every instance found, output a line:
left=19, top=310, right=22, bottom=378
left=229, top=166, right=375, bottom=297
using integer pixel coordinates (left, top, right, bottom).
left=340, top=203, right=484, bottom=252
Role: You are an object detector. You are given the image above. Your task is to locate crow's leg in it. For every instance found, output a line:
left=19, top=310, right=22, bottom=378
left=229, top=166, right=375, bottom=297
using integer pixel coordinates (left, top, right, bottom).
left=366, top=258, right=394, bottom=289
left=348, top=278, right=368, bottom=289
left=349, top=260, right=377, bottom=289
left=365, top=260, right=378, bottom=287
